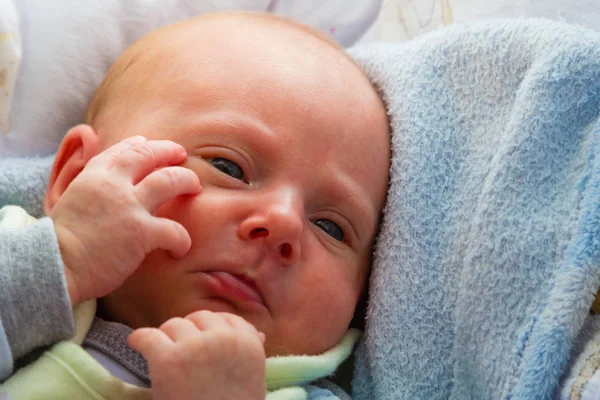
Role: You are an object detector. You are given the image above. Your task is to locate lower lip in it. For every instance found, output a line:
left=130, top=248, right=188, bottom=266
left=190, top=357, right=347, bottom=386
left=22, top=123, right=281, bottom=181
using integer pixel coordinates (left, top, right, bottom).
left=200, top=271, right=265, bottom=309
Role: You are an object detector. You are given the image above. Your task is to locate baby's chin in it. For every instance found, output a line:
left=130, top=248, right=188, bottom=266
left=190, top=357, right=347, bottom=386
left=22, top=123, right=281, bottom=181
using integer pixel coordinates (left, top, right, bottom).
left=185, top=298, right=248, bottom=315
left=172, top=301, right=345, bottom=357
left=263, top=324, right=352, bottom=357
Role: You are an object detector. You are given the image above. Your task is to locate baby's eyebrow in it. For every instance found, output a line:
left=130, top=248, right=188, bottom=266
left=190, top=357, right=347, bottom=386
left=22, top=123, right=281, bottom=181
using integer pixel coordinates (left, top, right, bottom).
left=324, top=172, right=377, bottom=242
left=184, top=112, right=278, bottom=155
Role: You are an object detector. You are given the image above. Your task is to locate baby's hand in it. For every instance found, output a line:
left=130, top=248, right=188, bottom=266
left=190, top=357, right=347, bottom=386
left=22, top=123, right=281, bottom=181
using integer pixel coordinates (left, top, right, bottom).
left=50, top=136, right=201, bottom=306
left=128, top=311, right=266, bottom=400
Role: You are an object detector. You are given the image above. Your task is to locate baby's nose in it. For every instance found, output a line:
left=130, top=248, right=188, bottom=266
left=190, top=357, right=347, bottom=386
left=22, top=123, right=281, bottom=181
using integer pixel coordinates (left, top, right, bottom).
left=238, top=194, right=303, bottom=265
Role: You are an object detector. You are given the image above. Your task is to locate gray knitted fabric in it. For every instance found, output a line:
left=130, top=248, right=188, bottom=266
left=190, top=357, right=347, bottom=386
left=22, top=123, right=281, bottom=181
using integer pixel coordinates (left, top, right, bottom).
left=83, top=317, right=150, bottom=385
left=0, top=217, right=75, bottom=381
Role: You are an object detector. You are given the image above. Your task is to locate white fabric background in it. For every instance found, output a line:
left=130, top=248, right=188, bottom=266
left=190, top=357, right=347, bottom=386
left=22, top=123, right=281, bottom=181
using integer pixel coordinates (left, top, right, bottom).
left=361, top=0, right=600, bottom=43
left=0, top=0, right=381, bottom=157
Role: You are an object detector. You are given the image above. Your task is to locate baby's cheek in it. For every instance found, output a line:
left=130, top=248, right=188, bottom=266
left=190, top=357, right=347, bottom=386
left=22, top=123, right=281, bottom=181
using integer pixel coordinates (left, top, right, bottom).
left=315, top=275, right=358, bottom=324
left=308, top=297, right=357, bottom=354
left=153, top=194, right=191, bottom=219
left=154, top=194, right=206, bottom=234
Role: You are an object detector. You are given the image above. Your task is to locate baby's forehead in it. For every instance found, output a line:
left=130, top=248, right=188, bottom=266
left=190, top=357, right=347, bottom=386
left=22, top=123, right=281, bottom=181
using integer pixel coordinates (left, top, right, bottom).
left=92, top=13, right=388, bottom=169
left=89, top=13, right=356, bottom=127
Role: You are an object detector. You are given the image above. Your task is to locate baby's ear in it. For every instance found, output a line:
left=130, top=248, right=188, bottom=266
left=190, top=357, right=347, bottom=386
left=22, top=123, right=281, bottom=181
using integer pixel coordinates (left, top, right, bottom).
left=44, top=124, right=99, bottom=215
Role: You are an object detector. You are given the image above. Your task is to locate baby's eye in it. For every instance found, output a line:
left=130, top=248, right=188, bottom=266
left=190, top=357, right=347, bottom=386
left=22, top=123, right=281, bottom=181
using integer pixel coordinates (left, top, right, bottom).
left=314, top=219, right=344, bottom=242
left=208, top=158, right=245, bottom=181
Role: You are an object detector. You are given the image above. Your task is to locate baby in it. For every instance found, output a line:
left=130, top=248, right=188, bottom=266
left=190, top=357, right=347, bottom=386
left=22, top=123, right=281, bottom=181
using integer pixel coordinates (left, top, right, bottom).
left=1, top=11, right=390, bottom=399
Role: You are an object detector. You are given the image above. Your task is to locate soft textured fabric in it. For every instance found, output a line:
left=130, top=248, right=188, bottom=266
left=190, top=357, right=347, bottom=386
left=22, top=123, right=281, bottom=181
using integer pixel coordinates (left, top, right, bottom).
left=0, top=316, right=11, bottom=381
left=84, top=317, right=151, bottom=385
left=85, top=347, right=148, bottom=387
left=0, top=156, right=53, bottom=218
left=0, top=205, right=74, bottom=382
left=365, top=0, right=600, bottom=43
left=309, top=380, right=352, bottom=400
left=554, top=315, right=600, bottom=400
left=3, top=312, right=359, bottom=400
left=83, top=316, right=354, bottom=398
left=4, top=341, right=351, bottom=400
left=0, top=0, right=381, bottom=157
left=0, top=0, right=20, bottom=136
left=0, top=206, right=358, bottom=399
left=348, top=19, right=600, bottom=400
left=0, top=155, right=63, bottom=382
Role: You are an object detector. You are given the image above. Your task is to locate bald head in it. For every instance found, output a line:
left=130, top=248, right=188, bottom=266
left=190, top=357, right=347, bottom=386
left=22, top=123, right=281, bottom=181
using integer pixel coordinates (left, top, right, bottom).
left=85, top=11, right=366, bottom=145
left=73, top=11, right=390, bottom=356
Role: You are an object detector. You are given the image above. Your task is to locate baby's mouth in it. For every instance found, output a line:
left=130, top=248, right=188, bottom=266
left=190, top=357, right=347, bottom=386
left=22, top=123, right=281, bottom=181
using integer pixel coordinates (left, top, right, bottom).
left=202, top=271, right=266, bottom=308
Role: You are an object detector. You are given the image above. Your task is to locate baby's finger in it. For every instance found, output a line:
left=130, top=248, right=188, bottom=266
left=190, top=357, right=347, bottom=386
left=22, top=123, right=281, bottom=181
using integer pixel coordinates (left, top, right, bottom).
left=108, top=140, right=187, bottom=183
left=134, top=166, right=201, bottom=213
left=217, top=313, right=263, bottom=340
left=128, top=328, right=173, bottom=361
left=146, top=218, right=192, bottom=258
left=159, top=317, right=201, bottom=342
left=87, top=135, right=147, bottom=169
left=186, top=310, right=230, bottom=332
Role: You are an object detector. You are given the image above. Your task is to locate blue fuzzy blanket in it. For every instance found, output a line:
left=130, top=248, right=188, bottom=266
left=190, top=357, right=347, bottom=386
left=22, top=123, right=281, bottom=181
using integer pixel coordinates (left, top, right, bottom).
left=348, top=19, right=600, bottom=400
left=2, top=18, right=600, bottom=400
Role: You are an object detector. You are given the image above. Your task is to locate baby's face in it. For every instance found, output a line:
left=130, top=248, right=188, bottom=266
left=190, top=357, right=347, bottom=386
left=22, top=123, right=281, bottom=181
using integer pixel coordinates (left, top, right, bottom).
left=99, top=16, right=390, bottom=356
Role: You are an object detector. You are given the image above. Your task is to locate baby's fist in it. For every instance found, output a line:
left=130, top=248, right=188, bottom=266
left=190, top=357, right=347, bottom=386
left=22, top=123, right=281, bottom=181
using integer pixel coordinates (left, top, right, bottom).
left=50, top=136, right=201, bottom=305
left=129, top=311, right=266, bottom=400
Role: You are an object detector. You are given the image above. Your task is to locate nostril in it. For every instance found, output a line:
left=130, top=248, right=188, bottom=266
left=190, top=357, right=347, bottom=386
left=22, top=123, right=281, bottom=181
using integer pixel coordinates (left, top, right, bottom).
left=280, top=243, right=292, bottom=258
left=250, top=228, right=268, bottom=238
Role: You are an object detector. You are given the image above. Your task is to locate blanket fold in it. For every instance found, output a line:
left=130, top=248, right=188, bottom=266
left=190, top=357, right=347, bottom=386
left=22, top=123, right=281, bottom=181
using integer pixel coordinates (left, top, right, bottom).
left=349, top=19, right=600, bottom=400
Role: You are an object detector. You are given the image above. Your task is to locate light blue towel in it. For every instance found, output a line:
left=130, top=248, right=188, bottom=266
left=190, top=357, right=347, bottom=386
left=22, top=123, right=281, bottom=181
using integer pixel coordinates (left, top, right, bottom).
left=349, top=19, right=600, bottom=400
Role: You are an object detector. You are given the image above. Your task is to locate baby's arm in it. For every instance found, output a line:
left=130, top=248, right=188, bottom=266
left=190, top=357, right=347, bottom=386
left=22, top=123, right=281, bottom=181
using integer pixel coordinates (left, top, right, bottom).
left=128, top=311, right=266, bottom=400
left=0, top=217, right=74, bottom=381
